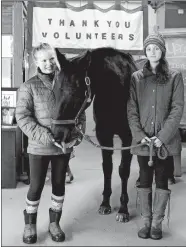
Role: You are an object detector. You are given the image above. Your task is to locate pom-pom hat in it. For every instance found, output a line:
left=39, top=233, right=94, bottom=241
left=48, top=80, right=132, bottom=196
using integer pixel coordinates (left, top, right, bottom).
left=143, top=32, right=166, bottom=58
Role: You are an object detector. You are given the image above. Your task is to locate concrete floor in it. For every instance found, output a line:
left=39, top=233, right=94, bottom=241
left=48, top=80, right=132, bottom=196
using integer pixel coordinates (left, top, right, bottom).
left=2, top=137, right=186, bottom=246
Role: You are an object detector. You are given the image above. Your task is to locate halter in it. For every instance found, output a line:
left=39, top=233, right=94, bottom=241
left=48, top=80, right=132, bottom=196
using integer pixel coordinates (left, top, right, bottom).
left=51, top=72, right=92, bottom=126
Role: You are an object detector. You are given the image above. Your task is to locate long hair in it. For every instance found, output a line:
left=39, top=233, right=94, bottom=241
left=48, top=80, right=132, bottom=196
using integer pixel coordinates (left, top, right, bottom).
left=144, top=57, right=170, bottom=84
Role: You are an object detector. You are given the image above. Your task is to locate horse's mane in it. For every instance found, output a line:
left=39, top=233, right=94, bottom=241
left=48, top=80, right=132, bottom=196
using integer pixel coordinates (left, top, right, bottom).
left=55, top=47, right=137, bottom=69
left=55, top=47, right=138, bottom=86
left=88, top=47, right=138, bottom=84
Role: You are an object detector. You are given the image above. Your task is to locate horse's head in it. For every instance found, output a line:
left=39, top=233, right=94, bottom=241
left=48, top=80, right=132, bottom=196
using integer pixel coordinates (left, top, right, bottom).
left=51, top=47, right=138, bottom=144
left=51, top=49, right=93, bottom=143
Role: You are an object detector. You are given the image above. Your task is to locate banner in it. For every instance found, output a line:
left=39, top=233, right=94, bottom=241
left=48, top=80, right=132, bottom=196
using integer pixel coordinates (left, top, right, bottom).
left=32, top=5, right=143, bottom=50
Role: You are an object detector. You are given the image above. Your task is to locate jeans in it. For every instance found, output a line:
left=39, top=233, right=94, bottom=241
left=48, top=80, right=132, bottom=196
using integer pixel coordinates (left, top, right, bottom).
left=137, top=156, right=173, bottom=190
left=27, top=154, right=70, bottom=201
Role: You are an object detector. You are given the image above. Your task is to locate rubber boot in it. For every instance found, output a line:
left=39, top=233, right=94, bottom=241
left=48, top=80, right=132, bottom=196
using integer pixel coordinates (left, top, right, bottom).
left=23, top=210, right=37, bottom=244
left=49, top=208, right=65, bottom=242
left=137, top=187, right=152, bottom=239
left=150, top=188, right=171, bottom=240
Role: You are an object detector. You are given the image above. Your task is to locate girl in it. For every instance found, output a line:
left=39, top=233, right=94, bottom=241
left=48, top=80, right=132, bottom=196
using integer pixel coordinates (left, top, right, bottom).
left=16, top=43, right=84, bottom=244
left=127, top=33, right=184, bottom=240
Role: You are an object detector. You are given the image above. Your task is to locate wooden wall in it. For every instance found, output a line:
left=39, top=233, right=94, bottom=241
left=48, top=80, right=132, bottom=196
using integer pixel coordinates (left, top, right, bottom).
left=1, top=1, right=24, bottom=88
left=12, top=2, right=24, bottom=88
left=2, top=1, right=13, bottom=34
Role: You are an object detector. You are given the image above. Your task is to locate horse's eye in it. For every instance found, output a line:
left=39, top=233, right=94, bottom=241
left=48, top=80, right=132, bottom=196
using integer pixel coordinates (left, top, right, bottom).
left=76, top=80, right=80, bottom=87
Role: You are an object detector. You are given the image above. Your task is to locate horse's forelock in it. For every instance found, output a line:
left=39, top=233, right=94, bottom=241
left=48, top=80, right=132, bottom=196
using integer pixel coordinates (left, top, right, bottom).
left=71, top=50, right=92, bottom=73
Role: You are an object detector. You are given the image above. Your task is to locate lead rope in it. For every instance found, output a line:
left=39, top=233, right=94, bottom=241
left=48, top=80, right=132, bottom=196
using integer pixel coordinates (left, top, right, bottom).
left=76, top=127, right=148, bottom=150
left=148, top=139, right=168, bottom=166
left=75, top=126, right=168, bottom=164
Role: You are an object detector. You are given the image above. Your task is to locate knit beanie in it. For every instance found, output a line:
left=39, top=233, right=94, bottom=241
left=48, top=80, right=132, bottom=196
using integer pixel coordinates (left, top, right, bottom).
left=143, top=32, right=166, bottom=58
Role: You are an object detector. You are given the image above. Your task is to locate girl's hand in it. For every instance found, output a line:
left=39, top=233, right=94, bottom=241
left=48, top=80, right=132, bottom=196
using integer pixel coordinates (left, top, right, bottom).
left=54, top=141, right=67, bottom=153
left=65, top=139, right=77, bottom=148
left=151, top=136, right=163, bottom=147
left=141, top=136, right=151, bottom=146
left=54, top=141, right=63, bottom=149
left=54, top=140, right=76, bottom=153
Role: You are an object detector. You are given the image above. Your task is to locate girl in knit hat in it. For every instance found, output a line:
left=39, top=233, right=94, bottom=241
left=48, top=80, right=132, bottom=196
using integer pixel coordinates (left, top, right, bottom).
left=127, top=32, right=184, bottom=240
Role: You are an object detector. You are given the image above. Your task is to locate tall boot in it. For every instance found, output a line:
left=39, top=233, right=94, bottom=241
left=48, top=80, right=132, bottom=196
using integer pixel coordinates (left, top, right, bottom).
left=23, top=210, right=37, bottom=244
left=150, top=188, right=171, bottom=240
left=137, top=187, right=152, bottom=239
left=49, top=208, right=65, bottom=242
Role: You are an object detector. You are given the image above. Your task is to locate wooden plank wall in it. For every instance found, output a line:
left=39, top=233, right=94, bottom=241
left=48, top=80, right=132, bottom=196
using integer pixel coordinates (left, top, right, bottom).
left=2, top=1, right=24, bottom=88
left=2, top=2, right=13, bottom=34
left=12, top=2, right=24, bottom=88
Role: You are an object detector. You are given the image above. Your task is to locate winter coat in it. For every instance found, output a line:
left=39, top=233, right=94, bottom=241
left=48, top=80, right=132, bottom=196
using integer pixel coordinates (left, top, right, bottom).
left=127, top=66, right=184, bottom=156
left=16, top=69, right=86, bottom=155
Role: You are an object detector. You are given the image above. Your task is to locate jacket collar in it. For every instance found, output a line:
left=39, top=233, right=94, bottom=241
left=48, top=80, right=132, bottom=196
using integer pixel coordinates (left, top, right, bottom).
left=37, top=68, right=56, bottom=90
left=142, top=64, right=156, bottom=78
left=142, top=61, right=168, bottom=85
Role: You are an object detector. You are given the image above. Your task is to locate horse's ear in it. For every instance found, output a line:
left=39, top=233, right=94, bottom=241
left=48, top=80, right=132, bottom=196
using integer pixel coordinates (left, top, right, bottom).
left=86, top=50, right=91, bottom=58
left=55, top=48, right=61, bottom=59
left=76, top=50, right=91, bottom=70
left=54, top=48, right=68, bottom=69
left=84, top=50, right=92, bottom=69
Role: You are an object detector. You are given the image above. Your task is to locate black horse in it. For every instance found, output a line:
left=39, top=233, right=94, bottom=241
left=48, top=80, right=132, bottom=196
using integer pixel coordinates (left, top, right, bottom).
left=51, top=47, right=137, bottom=222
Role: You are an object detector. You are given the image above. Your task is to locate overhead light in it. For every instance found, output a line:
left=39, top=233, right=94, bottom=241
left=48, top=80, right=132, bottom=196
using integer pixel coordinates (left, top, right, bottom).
left=178, top=9, right=184, bottom=14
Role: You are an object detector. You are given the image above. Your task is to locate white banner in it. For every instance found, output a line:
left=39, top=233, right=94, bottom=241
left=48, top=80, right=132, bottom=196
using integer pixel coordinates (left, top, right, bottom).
left=32, top=7, right=143, bottom=50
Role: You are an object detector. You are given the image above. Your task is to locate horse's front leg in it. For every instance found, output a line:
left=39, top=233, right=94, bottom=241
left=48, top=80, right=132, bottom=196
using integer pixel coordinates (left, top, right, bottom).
left=98, top=149, right=113, bottom=215
left=96, top=128, right=114, bottom=215
left=116, top=148, right=132, bottom=223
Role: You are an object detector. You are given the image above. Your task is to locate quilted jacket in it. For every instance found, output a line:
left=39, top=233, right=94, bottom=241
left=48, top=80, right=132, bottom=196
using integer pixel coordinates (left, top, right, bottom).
left=16, top=69, right=85, bottom=155
left=127, top=66, right=184, bottom=156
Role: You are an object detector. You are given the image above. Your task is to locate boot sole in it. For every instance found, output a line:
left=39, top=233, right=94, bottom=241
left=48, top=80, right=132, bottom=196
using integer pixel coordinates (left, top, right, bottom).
left=49, top=230, right=65, bottom=242
left=150, top=235, right=162, bottom=240
left=23, top=235, right=37, bottom=244
left=138, top=233, right=150, bottom=239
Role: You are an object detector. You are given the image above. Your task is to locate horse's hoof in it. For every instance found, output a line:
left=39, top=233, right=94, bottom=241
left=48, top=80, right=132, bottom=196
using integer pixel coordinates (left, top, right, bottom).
left=168, top=176, right=176, bottom=185
left=98, top=205, right=111, bottom=215
left=116, top=212, right=130, bottom=223
left=65, top=174, right=74, bottom=183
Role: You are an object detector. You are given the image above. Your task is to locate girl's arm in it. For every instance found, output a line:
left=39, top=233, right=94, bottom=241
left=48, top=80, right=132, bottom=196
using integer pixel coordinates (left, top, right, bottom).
left=16, top=83, right=54, bottom=146
left=157, top=72, right=184, bottom=144
left=127, top=76, right=146, bottom=143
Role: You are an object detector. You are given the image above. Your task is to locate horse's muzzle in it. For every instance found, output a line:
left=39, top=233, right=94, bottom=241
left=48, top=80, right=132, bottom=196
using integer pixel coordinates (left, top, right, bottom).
left=51, top=123, right=74, bottom=143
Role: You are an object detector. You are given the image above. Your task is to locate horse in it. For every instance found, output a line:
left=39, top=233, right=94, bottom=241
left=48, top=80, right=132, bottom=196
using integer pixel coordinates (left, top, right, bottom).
left=51, top=47, right=138, bottom=222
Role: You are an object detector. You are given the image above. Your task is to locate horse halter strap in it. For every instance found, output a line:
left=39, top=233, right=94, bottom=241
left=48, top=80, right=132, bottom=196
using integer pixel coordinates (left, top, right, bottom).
left=75, top=75, right=91, bottom=124
left=51, top=75, right=91, bottom=126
